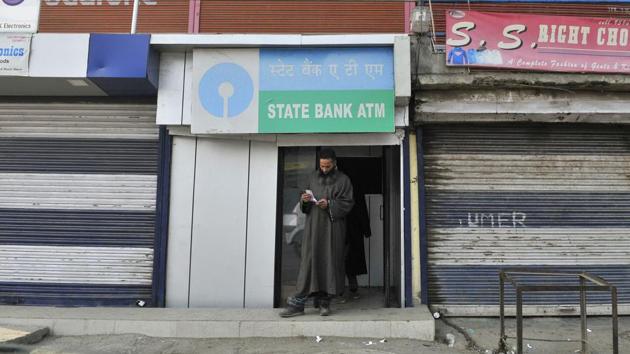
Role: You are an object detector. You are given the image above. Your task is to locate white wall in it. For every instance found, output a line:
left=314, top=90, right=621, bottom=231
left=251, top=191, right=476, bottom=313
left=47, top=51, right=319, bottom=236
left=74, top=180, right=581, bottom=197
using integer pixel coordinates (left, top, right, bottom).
left=165, top=136, right=196, bottom=307
left=166, top=136, right=278, bottom=308
left=30, top=34, right=90, bottom=78
left=189, top=138, right=250, bottom=307
left=244, top=141, right=278, bottom=307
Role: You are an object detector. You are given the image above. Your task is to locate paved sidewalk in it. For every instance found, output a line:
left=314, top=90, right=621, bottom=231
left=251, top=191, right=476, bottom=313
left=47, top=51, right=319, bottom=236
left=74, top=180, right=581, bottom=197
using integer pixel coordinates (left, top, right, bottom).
left=0, top=305, right=434, bottom=341
left=3, top=306, right=627, bottom=353
left=436, top=316, right=630, bottom=353
left=15, top=334, right=475, bottom=354
left=0, top=324, right=48, bottom=345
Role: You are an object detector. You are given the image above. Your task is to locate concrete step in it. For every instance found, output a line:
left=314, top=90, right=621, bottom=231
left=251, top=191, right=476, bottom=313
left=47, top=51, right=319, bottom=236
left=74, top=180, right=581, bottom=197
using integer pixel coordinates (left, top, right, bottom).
left=0, top=324, right=49, bottom=345
left=0, top=305, right=434, bottom=341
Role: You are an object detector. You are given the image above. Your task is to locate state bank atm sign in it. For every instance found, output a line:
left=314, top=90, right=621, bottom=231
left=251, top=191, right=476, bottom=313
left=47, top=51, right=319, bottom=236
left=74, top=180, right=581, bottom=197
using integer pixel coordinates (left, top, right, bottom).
left=192, top=47, right=394, bottom=134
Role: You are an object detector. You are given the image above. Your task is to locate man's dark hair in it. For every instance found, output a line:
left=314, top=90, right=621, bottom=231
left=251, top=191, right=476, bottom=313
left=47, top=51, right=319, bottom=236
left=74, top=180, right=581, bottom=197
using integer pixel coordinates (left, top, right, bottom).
left=319, top=148, right=337, bottom=161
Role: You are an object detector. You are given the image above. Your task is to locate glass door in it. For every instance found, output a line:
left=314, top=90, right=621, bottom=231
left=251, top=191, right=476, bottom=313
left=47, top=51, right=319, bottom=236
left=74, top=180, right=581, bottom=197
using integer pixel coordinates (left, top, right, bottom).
left=276, top=147, right=316, bottom=305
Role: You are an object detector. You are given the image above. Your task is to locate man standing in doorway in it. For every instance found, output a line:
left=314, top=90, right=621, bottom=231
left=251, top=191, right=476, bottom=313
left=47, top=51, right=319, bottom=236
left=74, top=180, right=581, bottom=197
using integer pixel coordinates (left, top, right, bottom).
left=280, top=148, right=354, bottom=317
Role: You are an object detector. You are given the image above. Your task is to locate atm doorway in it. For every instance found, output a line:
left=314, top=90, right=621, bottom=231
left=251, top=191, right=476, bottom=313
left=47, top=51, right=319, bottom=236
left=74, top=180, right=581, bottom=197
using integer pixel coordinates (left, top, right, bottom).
left=274, top=145, right=401, bottom=309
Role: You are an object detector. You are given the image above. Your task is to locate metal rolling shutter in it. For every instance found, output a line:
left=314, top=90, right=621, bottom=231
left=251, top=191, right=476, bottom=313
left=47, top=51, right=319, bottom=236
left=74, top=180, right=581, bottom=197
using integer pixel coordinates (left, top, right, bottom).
left=39, top=1, right=189, bottom=33
left=199, top=1, right=405, bottom=33
left=0, top=102, right=158, bottom=306
left=423, top=124, right=630, bottom=313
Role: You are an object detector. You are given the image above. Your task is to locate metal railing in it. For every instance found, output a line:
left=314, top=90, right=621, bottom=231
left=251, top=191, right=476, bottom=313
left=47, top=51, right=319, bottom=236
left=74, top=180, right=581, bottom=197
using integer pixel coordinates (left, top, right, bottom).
left=499, top=269, right=618, bottom=354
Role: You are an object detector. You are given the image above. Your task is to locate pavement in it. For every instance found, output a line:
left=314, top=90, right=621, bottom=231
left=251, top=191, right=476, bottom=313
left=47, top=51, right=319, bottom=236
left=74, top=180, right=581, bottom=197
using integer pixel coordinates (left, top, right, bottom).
left=435, top=315, right=630, bottom=353
left=0, top=324, right=48, bottom=345
left=0, top=304, right=433, bottom=341
left=1, top=304, right=627, bottom=353
left=7, top=334, right=472, bottom=354
left=0, top=302, right=439, bottom=353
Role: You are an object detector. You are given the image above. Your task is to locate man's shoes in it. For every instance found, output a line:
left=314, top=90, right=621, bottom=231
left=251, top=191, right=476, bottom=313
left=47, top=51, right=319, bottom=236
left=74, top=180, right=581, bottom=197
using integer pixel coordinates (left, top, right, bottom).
left=279, top=305, right=304, bottom=318
left=313, top=297, right=320, bottom=309
left=319, top=303, right=331, bottom=316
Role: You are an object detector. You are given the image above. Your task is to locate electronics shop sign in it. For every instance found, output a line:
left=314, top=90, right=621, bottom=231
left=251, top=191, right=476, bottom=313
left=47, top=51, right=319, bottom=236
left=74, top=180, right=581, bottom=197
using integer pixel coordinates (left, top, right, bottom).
left=0, top=34, right=30, bottom=76
left=1, top=0, right=40, bottom=33
left=446, top=10, right=630, bottom=74
left=192, top=47, right=394, bottom=134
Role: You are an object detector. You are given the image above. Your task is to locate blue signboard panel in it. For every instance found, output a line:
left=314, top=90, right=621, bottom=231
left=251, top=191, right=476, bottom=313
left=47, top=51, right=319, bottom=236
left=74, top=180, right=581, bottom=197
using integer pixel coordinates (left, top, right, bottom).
left=260, top=47, right=394, bottom=91
left=87, top=34, right=158, bottom=96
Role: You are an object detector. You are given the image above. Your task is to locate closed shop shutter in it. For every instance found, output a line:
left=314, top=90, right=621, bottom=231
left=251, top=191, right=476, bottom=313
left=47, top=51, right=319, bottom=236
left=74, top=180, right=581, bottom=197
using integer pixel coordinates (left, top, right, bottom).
left=39, top=1, right=189, bottom=33
left=423, top=124, right=630, bottom=314
left=199, top=1, right=405, bottom=33
left=0, top=101, right=159, bottom=306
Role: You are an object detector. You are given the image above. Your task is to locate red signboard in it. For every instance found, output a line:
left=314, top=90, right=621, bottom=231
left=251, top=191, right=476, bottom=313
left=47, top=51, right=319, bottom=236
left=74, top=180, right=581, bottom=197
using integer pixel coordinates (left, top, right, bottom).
left=445, top=10, right=630, bottom=74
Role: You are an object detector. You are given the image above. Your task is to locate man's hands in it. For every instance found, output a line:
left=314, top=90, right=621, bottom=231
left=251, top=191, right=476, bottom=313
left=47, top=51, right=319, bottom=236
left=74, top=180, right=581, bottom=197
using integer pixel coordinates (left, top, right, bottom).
left=301, top=192, right=328, bottom=209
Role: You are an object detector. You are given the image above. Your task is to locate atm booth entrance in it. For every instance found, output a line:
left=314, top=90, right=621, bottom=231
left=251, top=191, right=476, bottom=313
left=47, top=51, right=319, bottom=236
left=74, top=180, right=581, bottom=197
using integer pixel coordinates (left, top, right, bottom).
left=275, top=144, right=402, bottom=309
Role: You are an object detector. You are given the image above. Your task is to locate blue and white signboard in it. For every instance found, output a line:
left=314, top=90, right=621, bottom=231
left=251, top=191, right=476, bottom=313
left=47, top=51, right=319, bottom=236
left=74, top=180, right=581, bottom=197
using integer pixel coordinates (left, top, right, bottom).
left=192, top=49, right=260, bottom=134
left=0, top=33, right=31, bottom=76
left=0, top=0, right=41, bottom=33
left=192, top=47, right=394, bottom=134
left=259, top=47, right=393, bottom=91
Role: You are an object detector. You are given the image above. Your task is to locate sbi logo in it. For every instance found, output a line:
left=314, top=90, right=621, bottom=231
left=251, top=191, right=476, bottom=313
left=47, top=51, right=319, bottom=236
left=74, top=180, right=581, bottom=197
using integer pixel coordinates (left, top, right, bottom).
left=198, top=63, right=254, bottom=119
left=3, top=0, right=24, bottom=6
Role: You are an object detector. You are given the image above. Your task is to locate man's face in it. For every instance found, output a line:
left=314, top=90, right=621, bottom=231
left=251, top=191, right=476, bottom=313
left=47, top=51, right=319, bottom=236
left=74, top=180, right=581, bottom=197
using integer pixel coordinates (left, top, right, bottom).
left=319, top=158, right=335, bottom=175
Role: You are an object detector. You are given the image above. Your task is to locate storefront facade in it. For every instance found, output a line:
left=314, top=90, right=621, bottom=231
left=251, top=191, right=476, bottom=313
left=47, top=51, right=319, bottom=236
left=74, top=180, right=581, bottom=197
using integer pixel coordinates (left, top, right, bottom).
left=0, top=33, right=413, bottom=309
left=1, top=0, right=414, bottom=308
left=156, top=35, right=412, bottom=308
left=413, top=4, right=630, bottom=315
left=0, top=31, right=166, bottom=306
